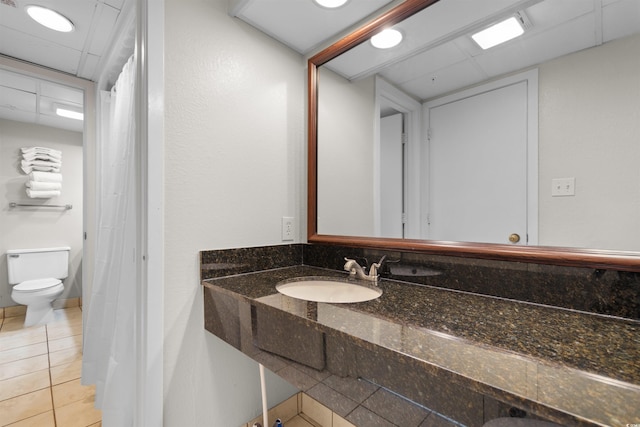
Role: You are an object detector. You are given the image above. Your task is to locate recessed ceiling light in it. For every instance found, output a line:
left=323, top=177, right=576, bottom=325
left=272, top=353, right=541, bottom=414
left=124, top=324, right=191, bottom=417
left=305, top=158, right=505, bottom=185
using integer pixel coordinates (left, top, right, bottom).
left=371, top=29, right=403, bottom=49
left=471, top=16, right=524, bottom=50
left=313, top=0, right=349, bottom=9
left=25, top=5, right=74, bottom=33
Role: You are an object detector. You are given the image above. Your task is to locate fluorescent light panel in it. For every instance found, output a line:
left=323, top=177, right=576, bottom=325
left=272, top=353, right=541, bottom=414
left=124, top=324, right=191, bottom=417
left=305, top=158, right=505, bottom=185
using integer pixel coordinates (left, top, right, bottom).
left=55, top=105, right=83, bottom=121
left=25, top=5, right=74, bottom=33
left=472, top=16, right=524, bottom=50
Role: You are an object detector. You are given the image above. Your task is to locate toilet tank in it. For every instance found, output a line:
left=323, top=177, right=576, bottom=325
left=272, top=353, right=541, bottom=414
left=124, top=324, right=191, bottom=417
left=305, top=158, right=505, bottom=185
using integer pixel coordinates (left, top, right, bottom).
left=6, top=247, right=71, bottom=284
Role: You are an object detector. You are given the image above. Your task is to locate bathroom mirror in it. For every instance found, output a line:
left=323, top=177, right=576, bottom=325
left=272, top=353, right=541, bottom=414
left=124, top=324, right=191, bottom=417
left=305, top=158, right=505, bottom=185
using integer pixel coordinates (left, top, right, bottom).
left=308, top=0, right=640, bottom=271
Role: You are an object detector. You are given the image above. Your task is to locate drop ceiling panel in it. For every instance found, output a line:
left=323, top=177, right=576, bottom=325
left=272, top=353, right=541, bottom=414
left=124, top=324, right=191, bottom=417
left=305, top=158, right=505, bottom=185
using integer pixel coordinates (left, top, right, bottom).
left=40, top=82, right=83, bottom=104
left=0, top=0, right=98, bottom=51
left=397, top=60, right=487, bottom=101
left=0, top=69, right=37, bottom=93
left=88, top=4, right=120, bottom=55
left=0, top=86, right=36, bottom=112
left=104, top=0, right=125, bottom=8
left=602, top=0, right=640, bottom=42
left=323, top=0, right=541, bottom=80
left=235, top=0, right=394, bottom=54
left=377, top=42, right=467, bottom=86
left=0, top=108, right=37, bottom=124
left=472, top=13, right=598, bottom=78
left=0, top=26, right=82, bottom=74
left=78, top=53, right=101, bottom=81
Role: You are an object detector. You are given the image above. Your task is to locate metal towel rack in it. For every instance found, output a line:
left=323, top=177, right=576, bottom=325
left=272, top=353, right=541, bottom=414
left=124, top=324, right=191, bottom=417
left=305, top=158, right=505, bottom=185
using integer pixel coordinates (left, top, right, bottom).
left=9, top=202, right=73, bottom=210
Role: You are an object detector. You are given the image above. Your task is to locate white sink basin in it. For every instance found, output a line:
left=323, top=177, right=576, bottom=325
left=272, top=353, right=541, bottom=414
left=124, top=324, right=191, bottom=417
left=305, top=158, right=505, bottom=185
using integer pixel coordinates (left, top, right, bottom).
left=276, top=278, right=382, bottom=303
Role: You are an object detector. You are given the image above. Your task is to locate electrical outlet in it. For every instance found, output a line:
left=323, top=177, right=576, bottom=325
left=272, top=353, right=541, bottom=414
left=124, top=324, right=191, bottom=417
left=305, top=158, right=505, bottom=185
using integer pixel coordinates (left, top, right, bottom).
left=551, top=177, right=575, bottom=196
left=282, top=217, right=294, bottom=241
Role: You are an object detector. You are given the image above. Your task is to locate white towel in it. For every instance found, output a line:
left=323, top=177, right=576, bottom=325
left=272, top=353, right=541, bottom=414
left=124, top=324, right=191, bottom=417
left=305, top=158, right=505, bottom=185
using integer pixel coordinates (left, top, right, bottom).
left=22, top=159, right=62, bottom=168
left=21, top=165, right=62, bottom=174
left=21, top=147, right=62, bottom=159
left=22, top=152, right=62, bottom=162
left=26, top=180, right=62, bottom=190
left=26, top=189, right=61, bottom=198
left=29, top=171, right=63, bottom=183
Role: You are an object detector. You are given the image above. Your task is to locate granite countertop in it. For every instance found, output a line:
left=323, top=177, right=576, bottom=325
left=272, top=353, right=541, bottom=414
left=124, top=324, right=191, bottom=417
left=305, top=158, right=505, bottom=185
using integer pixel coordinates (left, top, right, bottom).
left=203, top=265, right=640, bottom=426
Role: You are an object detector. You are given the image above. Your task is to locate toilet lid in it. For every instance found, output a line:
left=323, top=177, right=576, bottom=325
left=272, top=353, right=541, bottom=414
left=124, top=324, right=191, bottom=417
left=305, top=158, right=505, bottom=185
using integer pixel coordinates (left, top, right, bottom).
left=14, top=278, right=62, bottom=292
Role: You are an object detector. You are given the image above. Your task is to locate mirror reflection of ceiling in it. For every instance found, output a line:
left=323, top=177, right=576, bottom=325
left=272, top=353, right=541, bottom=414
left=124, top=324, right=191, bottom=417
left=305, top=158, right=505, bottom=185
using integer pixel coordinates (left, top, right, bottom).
left=0, top=0, right=134, bottom=131
left=231, top=0, right=396, bottom=54
left=0, top=68, right=84, bottom=132
left=236, top=0, right=639, bottom=102
left=325, top=0, right=640, bottom=101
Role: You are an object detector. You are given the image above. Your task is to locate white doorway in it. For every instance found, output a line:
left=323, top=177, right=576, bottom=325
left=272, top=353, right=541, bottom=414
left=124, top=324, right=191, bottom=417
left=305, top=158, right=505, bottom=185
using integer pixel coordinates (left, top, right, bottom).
left=423, top=70, right=538, bottom=245
left=380, top=112, right=405, bottom=238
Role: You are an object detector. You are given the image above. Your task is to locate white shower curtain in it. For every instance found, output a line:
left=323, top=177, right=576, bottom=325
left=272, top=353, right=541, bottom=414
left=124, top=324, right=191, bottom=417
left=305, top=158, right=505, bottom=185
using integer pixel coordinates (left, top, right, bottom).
left=82, top=55, right=137, bottom=426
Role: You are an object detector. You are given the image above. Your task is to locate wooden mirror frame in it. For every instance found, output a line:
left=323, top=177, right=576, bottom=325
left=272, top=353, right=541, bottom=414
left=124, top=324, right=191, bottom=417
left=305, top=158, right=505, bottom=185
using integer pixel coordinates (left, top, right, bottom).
left=307, top=0, right=640, bottom=272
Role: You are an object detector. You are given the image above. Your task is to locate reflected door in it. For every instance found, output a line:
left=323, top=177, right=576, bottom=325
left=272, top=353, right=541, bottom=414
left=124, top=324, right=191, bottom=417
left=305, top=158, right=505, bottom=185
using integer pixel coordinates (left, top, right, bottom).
left=426, top=81, right=529, bottom=245
left=380, top=113, right=404, bottom=238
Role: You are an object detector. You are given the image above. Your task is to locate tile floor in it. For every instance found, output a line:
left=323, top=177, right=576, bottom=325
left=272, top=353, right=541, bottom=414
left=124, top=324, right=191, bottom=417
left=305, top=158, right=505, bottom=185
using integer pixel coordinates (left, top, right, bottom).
left=0, top=306, right=102, bottom=427
left=243, top=392, right=356, bottom=427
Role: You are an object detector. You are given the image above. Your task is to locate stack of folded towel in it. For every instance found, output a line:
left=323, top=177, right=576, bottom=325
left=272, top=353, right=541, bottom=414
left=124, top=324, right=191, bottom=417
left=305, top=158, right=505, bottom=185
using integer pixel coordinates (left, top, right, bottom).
left=21, top=147, right=63, bottom=198
left=21, top=146, right=62, bottom=174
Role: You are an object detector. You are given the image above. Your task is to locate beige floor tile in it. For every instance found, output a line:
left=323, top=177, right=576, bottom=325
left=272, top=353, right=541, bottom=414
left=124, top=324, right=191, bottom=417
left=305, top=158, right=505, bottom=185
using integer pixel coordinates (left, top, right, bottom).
left=0, top=388, right=52, bottom=425
left=87, top=423, right=102, bottom=427
left=46, top=322, right=82, bottom=341
left=49, top=346, right=82, bottom=368
left=287, top=415, right=317, bottom=427
left=0, top=317, right=30, bottom=333
left=0, top=328, right=47, bottom=352
left=54, top=396, right=102, bottom=427
left=47, top=334, right=82, bottom=353
left=52, top=378, right=96, bottom=408
left=301, top=394, right=332, bottom=427
left=0, top=342, right=48, bottom=365
left=52, top=298, right=80, bottom=310
left=0, top=355, right=49, bottom=381
left=50, top=359, right=82, bottom=385
left=0, top=369, right=50, bottom=401
left=4, top=410, right=55, bottom=427
left=4, top=306, right=27, bottom=318
left=50, top=307, right=83, bottom=324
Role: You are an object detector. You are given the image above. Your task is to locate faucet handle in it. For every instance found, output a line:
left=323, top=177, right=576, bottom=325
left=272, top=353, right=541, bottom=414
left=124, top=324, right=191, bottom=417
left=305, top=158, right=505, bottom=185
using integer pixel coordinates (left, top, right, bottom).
left=368, top=255, right=387, bottom=278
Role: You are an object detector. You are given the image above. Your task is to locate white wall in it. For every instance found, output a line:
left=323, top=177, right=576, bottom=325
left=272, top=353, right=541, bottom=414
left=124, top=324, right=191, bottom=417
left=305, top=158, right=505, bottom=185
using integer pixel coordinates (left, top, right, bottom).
left=538, top=33, right=640, bottom=251
left=0, top=119, right=83, bottom=307
left=163, top=0, right=304, bottom=425
left=317, top=67, right=375, bottom=236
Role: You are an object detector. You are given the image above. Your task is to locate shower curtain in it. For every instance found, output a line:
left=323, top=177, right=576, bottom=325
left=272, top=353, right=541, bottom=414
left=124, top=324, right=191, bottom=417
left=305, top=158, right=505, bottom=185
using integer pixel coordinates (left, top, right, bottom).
left=82, top=55, right=137, bottom=426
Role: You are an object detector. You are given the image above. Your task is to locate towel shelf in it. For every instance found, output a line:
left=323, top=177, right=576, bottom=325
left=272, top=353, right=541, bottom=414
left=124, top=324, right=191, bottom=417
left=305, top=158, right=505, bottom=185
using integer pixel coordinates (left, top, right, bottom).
left=9, top=202, right=72, bottom=210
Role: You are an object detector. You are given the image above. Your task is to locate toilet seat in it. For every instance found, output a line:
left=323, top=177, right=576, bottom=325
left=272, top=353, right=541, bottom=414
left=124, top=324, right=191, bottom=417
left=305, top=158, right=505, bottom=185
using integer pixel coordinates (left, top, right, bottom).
left=14, top=278, right=62, bottom=293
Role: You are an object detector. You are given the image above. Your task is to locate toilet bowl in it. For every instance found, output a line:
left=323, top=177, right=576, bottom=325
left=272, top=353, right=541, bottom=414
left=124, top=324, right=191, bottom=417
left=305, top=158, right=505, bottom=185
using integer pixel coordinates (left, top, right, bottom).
left=6, top=247, right=70, bottom=327
left=11, top=278, right=65, bottom=326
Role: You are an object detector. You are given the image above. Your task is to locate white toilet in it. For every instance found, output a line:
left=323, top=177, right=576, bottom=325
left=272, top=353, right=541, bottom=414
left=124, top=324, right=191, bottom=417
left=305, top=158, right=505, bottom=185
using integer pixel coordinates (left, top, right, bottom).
left=7, top=247, right=70, bottom=327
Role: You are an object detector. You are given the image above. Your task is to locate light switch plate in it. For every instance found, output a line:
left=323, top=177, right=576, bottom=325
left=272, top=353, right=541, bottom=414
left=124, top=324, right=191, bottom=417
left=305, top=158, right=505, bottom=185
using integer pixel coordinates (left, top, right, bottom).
left=551, top=177, right=575, bottom=196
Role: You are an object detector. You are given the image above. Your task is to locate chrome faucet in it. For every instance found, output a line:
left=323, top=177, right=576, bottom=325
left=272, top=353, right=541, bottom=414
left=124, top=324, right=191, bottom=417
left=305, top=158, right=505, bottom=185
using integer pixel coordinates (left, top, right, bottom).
left=343, top=256, right=386, bottom=282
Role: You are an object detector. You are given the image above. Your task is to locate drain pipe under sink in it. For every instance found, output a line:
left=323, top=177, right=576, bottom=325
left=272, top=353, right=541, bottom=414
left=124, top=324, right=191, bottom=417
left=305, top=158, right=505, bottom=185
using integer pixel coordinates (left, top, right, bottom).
left=259, top=363, right=269, bottom=427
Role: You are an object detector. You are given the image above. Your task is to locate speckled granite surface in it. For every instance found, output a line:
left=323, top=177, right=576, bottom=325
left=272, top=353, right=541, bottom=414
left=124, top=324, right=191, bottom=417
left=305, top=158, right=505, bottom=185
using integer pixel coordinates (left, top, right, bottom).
left=201, top=244, right=640, bottom=426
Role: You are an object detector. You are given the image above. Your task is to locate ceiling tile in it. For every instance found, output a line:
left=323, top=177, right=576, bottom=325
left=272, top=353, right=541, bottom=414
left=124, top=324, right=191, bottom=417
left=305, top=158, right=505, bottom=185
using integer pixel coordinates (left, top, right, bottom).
left=0, top=69, right=37, bottom=93
left=0, top=85, right=36, bottom=112
left=235, top=0, right=394, bottom=54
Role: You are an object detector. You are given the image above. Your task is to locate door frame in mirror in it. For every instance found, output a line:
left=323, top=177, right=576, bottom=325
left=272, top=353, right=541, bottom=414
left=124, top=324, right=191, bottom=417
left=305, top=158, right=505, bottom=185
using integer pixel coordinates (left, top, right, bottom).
left=307, top=0, right=640, bottom=272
